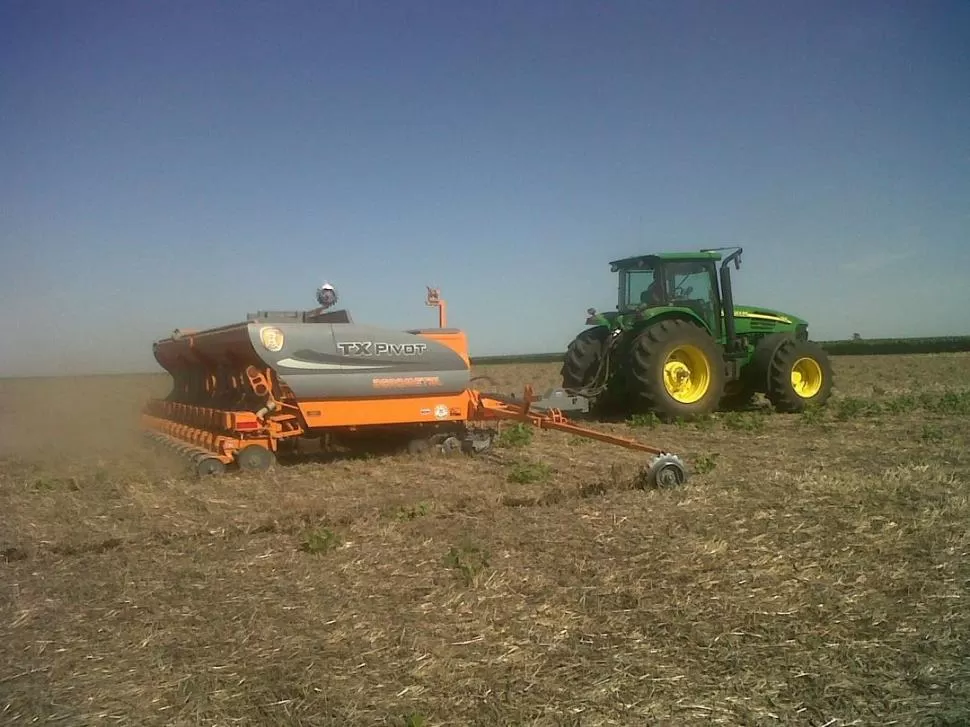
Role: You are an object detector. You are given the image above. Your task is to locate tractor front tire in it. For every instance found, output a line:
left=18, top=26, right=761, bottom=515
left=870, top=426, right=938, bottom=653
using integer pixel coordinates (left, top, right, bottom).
left=765, top=338, right=833, bottom=413
left=629, top=319, right=725, bottom=421
left=561, top=326, right=609, bottom=393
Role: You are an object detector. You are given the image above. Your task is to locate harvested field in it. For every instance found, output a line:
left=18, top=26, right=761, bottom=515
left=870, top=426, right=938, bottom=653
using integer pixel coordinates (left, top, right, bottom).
left=2, top=354, right=969, bottom=726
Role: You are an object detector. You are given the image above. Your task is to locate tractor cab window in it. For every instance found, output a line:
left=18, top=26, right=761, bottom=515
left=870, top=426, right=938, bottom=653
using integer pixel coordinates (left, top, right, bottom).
left=620, top=264, right=665, bottom=310
left=662, top=260, right=719, bottom=334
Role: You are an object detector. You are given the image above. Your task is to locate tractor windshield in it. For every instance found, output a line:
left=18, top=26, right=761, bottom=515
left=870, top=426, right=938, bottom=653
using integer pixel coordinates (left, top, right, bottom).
left=660, top=260, right=720, bottom=334
left=618, top=258, right=721, bottom=334
left=664, top=260, right=715, bottom=303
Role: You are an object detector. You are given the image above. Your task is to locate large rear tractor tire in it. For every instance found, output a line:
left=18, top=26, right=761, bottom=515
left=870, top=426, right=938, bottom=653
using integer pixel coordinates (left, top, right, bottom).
left=629, top=319, right=725, bottom=421
left=561, top=326, right=609, bottom=393
left=765, top=338, right=833, bottom=413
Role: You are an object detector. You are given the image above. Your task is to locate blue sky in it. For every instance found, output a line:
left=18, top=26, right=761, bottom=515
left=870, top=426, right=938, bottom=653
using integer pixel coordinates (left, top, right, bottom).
left=1, top=0, right=968, bottom=376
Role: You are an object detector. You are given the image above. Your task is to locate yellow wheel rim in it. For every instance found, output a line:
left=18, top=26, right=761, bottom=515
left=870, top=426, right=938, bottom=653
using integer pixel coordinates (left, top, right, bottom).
left=791, top=357, right=823, bottom=398
left=662, top=344, right=711, bottom=404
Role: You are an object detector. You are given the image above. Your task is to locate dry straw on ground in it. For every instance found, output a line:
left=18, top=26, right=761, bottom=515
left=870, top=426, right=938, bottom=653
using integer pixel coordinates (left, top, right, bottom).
left=1, top=354, right=969, bottom=725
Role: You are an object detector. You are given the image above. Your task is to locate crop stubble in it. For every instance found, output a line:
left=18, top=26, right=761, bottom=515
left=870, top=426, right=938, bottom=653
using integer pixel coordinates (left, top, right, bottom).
left=1, top=354, right=969, bottom=725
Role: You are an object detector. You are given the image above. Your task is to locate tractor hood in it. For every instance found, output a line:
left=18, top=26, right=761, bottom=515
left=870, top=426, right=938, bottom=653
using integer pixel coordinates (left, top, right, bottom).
left=732, top=305, right=807, bottom=327
left=584, top=304, right=810, bottom=337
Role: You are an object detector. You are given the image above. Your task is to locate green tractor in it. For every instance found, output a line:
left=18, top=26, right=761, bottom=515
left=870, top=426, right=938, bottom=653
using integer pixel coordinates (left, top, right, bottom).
left=561, top=247, right=833, bottom=420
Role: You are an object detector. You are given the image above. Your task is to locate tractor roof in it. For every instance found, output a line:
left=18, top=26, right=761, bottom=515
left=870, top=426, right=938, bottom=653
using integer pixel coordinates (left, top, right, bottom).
left=609, top=250, right=722, bottom=270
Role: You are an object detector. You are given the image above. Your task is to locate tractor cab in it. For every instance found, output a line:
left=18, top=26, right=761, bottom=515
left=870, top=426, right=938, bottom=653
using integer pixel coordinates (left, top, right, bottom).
left=611, top=252, right=724, bottom=339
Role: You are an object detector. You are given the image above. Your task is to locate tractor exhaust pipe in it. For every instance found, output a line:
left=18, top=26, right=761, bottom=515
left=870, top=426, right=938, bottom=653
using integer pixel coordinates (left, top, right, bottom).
left=719, top=247, right=743, bottom=352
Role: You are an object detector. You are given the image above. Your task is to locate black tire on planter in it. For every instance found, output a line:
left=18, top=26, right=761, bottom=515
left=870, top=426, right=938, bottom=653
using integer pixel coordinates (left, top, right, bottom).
left=765, top=338, right=834, bottom=413
left=560, top=326, right=609, bottom=393
left=628, top=318, right=725, bottom=421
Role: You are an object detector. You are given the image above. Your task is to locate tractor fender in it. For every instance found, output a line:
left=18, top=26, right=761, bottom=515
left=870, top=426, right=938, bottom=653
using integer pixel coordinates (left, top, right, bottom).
left=572, top=325, right=612, bottom=355
left=630, top=309, right=710, bottom=337
left=750, top=332, right=796, bottom=392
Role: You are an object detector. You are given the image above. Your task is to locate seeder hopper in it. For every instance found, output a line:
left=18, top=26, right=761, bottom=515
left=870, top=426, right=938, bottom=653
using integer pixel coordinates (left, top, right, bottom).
left=141, top=287, right=689, bottom=487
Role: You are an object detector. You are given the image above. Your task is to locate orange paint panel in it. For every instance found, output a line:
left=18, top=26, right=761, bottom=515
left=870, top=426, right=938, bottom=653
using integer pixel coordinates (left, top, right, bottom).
left=297, top=392, right=473, bottom=428
left=143, top=413, right=279, bottom=455
left=414, top=330, right=469, bottom=365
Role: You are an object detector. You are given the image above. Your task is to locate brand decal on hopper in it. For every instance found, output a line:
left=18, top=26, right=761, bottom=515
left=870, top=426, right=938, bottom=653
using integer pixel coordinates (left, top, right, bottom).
left=336, top=341, right=429, bottom=357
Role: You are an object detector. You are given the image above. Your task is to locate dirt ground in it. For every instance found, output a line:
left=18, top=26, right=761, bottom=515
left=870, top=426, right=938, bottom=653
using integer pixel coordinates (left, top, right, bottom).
left=1, top=354, right=969, bottom=726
